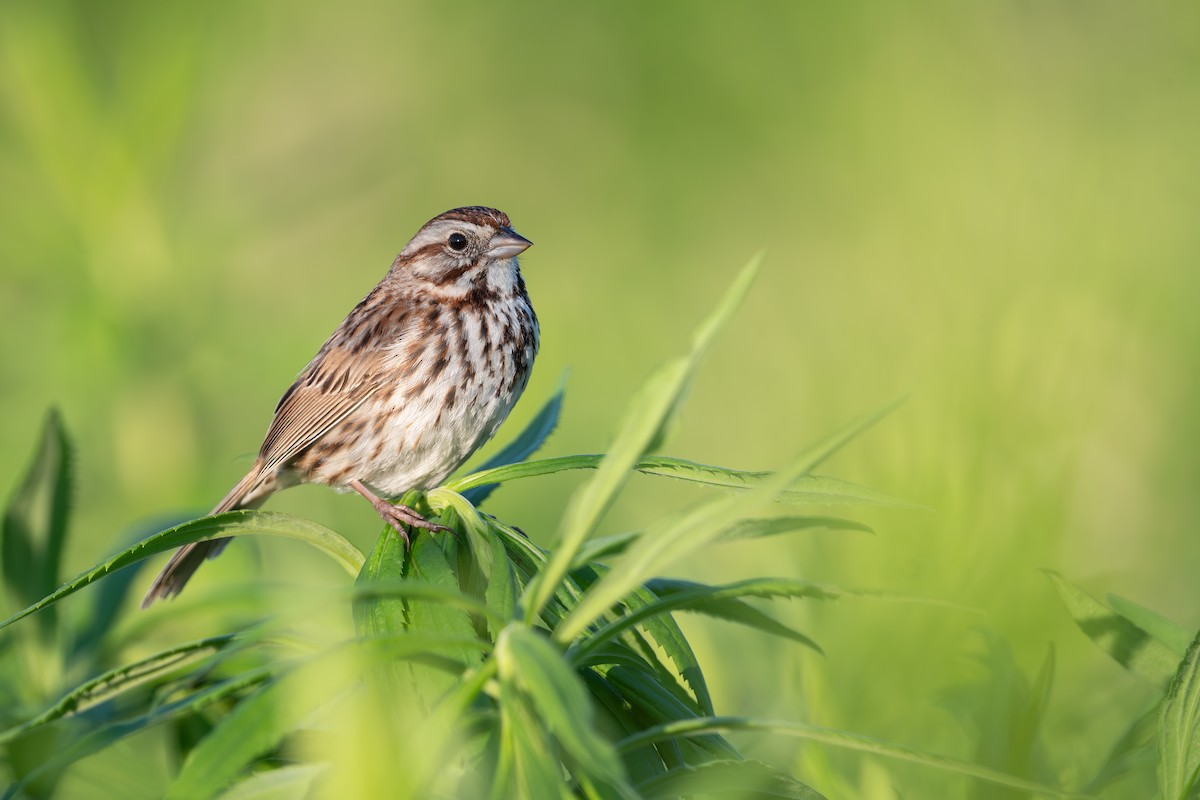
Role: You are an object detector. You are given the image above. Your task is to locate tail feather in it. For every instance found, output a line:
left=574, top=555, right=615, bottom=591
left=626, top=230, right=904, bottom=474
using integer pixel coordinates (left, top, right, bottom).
left=141, top=464, right=268, bottom=608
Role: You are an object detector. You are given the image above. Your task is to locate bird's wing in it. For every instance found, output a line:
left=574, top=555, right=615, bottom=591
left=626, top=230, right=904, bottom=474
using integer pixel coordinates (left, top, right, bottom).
left=257, top=292, right=411, bottom=474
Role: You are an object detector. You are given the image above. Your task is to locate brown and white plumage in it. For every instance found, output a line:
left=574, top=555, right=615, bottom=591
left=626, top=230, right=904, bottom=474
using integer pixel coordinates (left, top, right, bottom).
left=142, top=207, right=538, bottom=607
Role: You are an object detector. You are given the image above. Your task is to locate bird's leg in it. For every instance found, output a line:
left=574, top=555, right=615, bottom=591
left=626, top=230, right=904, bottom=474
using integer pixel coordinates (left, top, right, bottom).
left=349, top=480, right=451, bottom=547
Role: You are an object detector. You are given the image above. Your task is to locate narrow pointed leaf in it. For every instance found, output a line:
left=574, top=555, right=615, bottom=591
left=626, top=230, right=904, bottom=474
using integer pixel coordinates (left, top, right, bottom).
left=406, top=535, right=484, bottom=669
left=1, top=511, right=365, bottom=633
left=574, top=515, right=870, bottom=567
left=574, top=578, right=833, bottom=661
left=558, top=401, right=900, bottom=641
left=2, top=409, right=72, bottom=624
left=166, top=634, right=486, bottom=800
left=449, top=455, right=916, bottom=511
left=0, top=635, right=235, bottom=745
left=1046, top=571, right=1178, bottom=688
left=636, top=759, right=827, bottom=800
left=1158, top=630, right=1200, bottom=800
left=215, top=765, right=326, bottom=800
left=2, top=669, right=274, bottom=800
left=619, top=584, right=714, bottom=716
left=1108, top=593, right=1192, bottom=656
left=618, top=717, right=1084, bottom=798
left=496, top=625, right=632, bottom=790
left=604, top=666, right=739, bottom=761
left=522, top=258, right=761, bottom=622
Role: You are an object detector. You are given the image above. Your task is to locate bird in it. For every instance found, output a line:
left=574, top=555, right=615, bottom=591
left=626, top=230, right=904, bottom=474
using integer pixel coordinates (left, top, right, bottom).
left=142, top=206, right=538, bottom=607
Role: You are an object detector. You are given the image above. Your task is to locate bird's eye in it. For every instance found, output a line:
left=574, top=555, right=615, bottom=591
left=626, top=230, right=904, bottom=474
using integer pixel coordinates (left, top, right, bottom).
left=448, top=232, right=468, bottom=251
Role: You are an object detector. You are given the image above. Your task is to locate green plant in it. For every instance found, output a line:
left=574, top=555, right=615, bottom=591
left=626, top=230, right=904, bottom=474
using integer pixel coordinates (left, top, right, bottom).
left=0, top=262, right=1080, bottom=799
left=1048, top=572, right=1200, bottom=799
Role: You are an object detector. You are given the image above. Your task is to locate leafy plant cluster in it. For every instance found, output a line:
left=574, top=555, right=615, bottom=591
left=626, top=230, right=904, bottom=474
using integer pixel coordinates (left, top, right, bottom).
left=0, top=261, right=1192, bottom=799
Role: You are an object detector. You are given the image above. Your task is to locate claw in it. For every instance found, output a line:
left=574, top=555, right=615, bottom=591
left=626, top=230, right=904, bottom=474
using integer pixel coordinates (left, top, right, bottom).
left=349, top=479, right=449, bottom=546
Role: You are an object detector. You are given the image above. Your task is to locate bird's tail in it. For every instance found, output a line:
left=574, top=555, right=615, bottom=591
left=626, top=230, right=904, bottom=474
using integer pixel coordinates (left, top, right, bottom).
left=141, top=463, right=269, bottom=608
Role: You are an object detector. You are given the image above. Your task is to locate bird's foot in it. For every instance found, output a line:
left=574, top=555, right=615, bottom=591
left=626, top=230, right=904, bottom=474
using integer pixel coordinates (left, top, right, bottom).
left=377, top=501, right=451, bottom=546
left=349, top=479, right=450, bottom=547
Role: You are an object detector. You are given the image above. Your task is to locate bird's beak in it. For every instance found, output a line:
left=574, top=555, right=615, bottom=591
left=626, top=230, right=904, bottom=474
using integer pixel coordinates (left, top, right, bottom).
left=487, top=227, right=533, bottom=259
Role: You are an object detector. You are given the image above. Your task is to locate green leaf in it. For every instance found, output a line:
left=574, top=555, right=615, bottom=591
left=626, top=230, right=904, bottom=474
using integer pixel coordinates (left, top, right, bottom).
left=0, top=510, right=365, bottom=633
left=1082, top=707, right=1157, bottom=794
left=636, top=759, right=827, bottom=800
left=521, top=256, right=761, bottom=623
left=2, top=668, right=274, bottom=800
left=717, top=515, right=874, bottom=541
left=573, top=578, right=832, bottom=664
left=635, top=460, right=919, bottom=509
left=495, top=625, right=638, bottom=798
left=404, top=534, right=486, bottom=704
left=573, top=515, right=871, bottom=567
left=353, top=528, right=408, bottom=639
left=1108, top=593, right=1192, bottom=656
left=1046, top=571, right=1179, bottom=688
left=2, top=409, right=72, bottom=625
left=557, top=401, right=900, bottom=642
left=461, top=378, right=566, bottom=507
left=448, top=456, right=916, bottom=511
left=520, top=357, right=691, bottom=624
left=604, top=666, right=739, bottom=762
left=580, top=669, right=671, bottom=784
left=644, top=578, right=825, bottom=652
left=617, top=717, right=1084, bottom=799
left=1158, top=630, right=1200, bottom=800
left=215, top=764, right=326, bottom=800
left=0, top=635, right=235, bottom=745
left=485, top=528, right=518, bottom=640
left=618, top=583, right=715, bottom=717
left=166, top=634, right=486, bottom=800
left=71, top=514, right=194, bottom=664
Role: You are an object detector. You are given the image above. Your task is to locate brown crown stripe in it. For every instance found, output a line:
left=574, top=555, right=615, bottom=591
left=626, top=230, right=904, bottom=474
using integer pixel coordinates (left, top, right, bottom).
left=432, top=206, right=511, bottom=228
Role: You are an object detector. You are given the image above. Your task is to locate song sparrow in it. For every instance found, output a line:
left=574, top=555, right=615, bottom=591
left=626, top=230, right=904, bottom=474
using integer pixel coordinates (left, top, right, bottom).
left=142, top=206, right=538, bottom=607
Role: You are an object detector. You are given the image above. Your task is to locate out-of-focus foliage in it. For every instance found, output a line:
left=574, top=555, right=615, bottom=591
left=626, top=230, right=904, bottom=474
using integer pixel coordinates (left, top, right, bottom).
left=2, top=1, right=1198, bottom=797
left=2, top=277, right=1079, bottom=799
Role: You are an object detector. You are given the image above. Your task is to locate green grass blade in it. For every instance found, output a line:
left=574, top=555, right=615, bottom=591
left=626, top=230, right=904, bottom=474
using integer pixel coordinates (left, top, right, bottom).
left=1158, top=630, right=1200, bottom=800
left=460, top=377, right=566, bottom=507
left=404, top=535, right=487, bottom=703
left=573, top=515, right=871, bottom=567
left=604, top=666, right=739, bottom=761
left=1046, top=571, right=1179, bottom=688
left=1108, top=593, right=1193, bottom=656
left=354, top=528, right=407, bottom=638
left=581, top=670, right=671, bottom=784
left=165, top=633, right=488, bottom=800
left=572, top=578, right=833, bottom=662
left=2, top=408, right=72, bottom=624
left=448, top=455, right=916, bottom=510
left=495, top=625, right=638, bottom=799
left=519, top=258, right=761, bottom=623
left=718, top=515, right=874, bottom=540
left=1082, top=707, right=1158, bottom=793
left=636, top=759, right=827, bottom=800
left=70, top=513, right=194, bottom=664
left=1, top=668, right=274, bottom=800
left=520, top=356, right=691, bottom=624
left=557, top=401, right=900, bottom=642
left=215, top=764, right=326, bottom=800
left=0, top=510, right=365, bottom=633
left=689, top=251, right=762, bottom=355
left=635, top=459, right=920, bottom=509
left=616, top=583, right=714, bottom=716
left=484, top=529, right=518, bottom=639
left=0, top=635, right=235, bottom=745
left=617, top=717, right=1085, bottom=798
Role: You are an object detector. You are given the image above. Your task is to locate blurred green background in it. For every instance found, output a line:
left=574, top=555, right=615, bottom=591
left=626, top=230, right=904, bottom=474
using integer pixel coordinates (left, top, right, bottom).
left=2, top=0, right=1199, bottom=795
